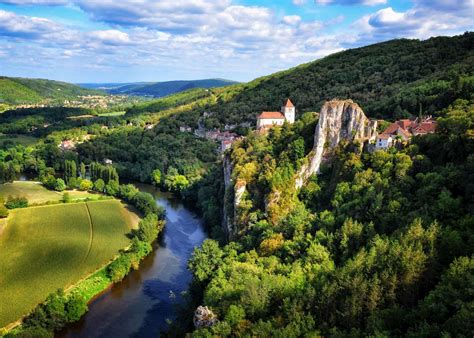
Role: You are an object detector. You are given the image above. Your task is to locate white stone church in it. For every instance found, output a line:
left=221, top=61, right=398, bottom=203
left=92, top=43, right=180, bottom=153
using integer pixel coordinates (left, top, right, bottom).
left=256, top=99, right=295, bottom=130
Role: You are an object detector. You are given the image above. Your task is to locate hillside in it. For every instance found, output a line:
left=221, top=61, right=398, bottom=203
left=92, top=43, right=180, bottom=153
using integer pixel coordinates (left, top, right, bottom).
left=80, top=79, right=238, bottom=97
left=129, top=33, right=473, bottom=127
left=0, top=76, right=103, bottom=105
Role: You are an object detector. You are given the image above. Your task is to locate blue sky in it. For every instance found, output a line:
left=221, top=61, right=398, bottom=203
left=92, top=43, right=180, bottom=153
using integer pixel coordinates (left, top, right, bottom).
left=0, top=0, right=472, bottom=83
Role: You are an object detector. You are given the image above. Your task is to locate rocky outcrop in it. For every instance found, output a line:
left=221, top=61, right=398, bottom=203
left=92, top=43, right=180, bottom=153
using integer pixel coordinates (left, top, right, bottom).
left=222, top=155, right=247, bottom=239
left=194, top=306, right=218, bottom=329
left=296, top=99, right=377, bottom=188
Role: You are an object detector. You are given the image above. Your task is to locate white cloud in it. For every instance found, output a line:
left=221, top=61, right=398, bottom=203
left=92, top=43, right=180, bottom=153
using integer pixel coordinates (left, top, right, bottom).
left=0, top=10, right=61, bottom=38
left=0, top=0, right=68, bottom=4
left=354, top=0, right=474, bottom=42
left=283, top=15, right=302, bottom=25
left=88, top=30, right=131, bottom=45
left=315, top=0, right=387, bottom=5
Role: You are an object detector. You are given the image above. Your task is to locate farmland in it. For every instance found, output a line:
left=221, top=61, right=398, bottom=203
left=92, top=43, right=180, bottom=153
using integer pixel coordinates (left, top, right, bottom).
left=0, top=199, right=139, bottom=328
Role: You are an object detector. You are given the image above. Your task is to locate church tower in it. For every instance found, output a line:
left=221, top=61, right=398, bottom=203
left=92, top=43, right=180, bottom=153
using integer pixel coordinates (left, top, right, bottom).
left=281, top=98, right=295, bottom=124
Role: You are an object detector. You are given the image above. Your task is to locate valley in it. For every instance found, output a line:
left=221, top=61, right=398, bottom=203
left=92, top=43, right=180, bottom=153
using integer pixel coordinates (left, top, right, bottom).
left=0, top=31, right=473, bottom=337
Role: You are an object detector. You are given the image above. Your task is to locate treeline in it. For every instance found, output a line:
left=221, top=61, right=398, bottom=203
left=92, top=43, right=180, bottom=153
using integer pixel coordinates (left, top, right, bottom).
left=76, top=115, right=217, bottom=184
left=182, top=98, right=474, bottom=336
left=194, top=33, right=474, bottom=128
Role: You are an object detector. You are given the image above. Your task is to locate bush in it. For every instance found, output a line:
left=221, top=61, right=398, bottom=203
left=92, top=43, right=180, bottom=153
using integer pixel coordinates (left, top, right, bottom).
left=54, top=178, right=66, bottom=192
left=5, top=197, right=28, bottom=209
left=105, top=180, right=119, bottom=196
left=93, top=178, right=105, bottom=192
left=62, top=192, right=71, bottom=203
left=137, top=214, right=162, bottom=243
left=107, top=254, right=132, bottom=282
left=0, top=202, right=9, bottom=218
left=132, top=192, right=160, bottom=216
left=79, top=179, right=93, bottom=191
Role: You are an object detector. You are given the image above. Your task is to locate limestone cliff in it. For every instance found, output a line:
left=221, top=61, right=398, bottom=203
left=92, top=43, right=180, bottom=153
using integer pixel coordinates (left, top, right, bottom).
left=296, top=99, right=377, bottom=188
left=222, top=155, right=246, bottom=239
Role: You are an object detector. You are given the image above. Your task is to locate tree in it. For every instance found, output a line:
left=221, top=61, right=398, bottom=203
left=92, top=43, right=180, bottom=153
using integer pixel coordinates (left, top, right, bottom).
left=105, top=180, right=119, bottom=196
left=65, top=293, right=87, bottom=322
left=93, top=178, right=105, bottom=192
left=80, top=162, right=86, bottom=178
left=151, top=169, right=162, bottom=186
left=54, top=178, right=66, bottom=192
left=79, top=179, right=93, bottom=191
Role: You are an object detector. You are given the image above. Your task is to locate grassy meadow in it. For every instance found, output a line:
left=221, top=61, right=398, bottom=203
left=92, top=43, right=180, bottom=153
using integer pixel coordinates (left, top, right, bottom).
left=0, top=199, right=139, bottom=328
left=0, top=181, right=97, bottom=205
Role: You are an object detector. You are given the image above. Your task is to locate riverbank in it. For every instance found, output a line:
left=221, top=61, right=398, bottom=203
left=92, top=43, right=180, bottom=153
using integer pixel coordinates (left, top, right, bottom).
left=59, top=185, right=207, bottom=338
left=0, top=181, right=164, bottom=337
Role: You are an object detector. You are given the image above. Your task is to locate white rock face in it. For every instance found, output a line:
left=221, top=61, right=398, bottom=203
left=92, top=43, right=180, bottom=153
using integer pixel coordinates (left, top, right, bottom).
left=193, top=306, right=218, bottom=329
left=296, top=99, right=377, bottom=188
left=222, top=155, right=247, bottom=238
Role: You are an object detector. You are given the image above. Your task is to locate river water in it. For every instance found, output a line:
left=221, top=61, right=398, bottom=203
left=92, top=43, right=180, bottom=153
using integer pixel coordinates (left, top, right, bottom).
left=58, top=184, right=207, bottom=338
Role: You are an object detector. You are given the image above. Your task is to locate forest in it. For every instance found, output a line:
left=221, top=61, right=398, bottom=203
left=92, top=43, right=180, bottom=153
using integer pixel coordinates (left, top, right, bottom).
left=181, top=98, right=474, bottom=336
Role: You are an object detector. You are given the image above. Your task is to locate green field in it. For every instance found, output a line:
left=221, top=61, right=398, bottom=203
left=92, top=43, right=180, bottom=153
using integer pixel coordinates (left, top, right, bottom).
left=0, top=134, right=39, bottom=147
left=0, top=200, right=138, bottom=327
left=97, top=111, right=126, bottom=117
left=0, top=181, right=97, bottom=205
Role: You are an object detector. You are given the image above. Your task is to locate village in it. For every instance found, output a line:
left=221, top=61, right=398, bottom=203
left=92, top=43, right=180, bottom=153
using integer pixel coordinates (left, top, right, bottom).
left=194, top=98, right=437, bottom=153
left=57, top=98, right=437, bottom=158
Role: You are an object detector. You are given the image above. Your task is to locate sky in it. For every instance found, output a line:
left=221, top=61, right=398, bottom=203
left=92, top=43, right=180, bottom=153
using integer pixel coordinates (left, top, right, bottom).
left=0, top=0, right=472, bottom=83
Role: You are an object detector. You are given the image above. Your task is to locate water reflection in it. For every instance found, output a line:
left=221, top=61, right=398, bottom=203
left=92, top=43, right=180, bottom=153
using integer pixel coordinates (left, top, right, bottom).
left=59, top=184, right=207, bottom=338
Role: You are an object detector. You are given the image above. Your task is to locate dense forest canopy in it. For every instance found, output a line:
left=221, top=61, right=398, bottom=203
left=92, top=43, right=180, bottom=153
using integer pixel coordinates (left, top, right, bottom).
left=184, top=98, right=474, bottom=336
left=127, top=33, right=473, bottom=129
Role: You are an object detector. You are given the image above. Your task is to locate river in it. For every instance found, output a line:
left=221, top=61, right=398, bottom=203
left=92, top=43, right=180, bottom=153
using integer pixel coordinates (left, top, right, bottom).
left=58, top=184, right=207, bottom=337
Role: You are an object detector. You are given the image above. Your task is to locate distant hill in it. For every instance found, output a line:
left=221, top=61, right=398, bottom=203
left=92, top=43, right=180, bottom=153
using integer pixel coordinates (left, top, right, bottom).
left=79, top=79, right=238, bottom=97
left=128, top=33, right=473, bottom=128
left=0, top=76, right=103, bottom=105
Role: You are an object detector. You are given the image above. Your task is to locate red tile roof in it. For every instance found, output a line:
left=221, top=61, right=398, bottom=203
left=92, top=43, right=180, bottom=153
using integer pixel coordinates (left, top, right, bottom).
left=284, top=98, right=294, bottom=108
left=258, top=111, right=285, bottom=119
left=413, top=121, right=437, bottom=134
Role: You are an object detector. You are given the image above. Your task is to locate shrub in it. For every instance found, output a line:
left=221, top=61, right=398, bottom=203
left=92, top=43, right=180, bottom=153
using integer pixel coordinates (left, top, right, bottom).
left=105, top=180, right=119, bottom=196
left=79, top=179, right=93, bottom=191
left=62, top=192, right=71, bottom=203
left=107, top=254, right=132, bottom=282
left=0, top=201, right=9, bottom=218
left=93, top=179, right=105, bottom=192
left=54, top=178, right=66, bottom=192
left=5, top=197, right=28, bottom=209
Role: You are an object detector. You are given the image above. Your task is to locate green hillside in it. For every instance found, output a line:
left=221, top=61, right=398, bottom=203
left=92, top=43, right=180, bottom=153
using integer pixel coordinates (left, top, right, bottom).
left=107, top=79, right=237, bottom=97
left=0, top=76, right=103, bottom=105
left=130, top=33, right=473, bottom=127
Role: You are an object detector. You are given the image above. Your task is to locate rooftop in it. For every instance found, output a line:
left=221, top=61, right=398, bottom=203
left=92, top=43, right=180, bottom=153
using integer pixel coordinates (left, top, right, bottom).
left=257, top=111, right=285, bottom=119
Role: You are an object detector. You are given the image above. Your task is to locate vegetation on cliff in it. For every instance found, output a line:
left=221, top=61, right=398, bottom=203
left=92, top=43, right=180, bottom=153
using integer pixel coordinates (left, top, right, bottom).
left=186, top=98, right=474, bottom=336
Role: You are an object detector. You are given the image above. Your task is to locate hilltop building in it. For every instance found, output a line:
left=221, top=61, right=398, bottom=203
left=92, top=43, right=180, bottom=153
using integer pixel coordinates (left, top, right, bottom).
left=376, top=116, right=437, bottom=149
left=257, top=99, right=296, bottom=130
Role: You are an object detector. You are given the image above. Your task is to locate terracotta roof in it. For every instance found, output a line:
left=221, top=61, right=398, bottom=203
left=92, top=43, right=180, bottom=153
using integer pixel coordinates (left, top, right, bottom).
left=381, top=122, right=402, bottom=135
left=378, top=134, right=392, bottom=140
left=284, top=98, right=294, bottom=108
left=257, top=111, right=285, bottom=119
left=396, top=127, right=412, bottom=138
left=413, top=121, right=437, bottom=134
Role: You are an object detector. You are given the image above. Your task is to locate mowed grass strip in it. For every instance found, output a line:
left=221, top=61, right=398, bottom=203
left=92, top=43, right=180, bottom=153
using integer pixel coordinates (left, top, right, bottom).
left=0, top=200, right=137, bottom=328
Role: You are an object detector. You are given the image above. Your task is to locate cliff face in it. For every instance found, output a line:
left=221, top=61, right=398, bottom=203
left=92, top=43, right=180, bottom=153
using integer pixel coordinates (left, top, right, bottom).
left=222, top=155, right=247, bottom=239
left=296, top=99, right=377, bottom=188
